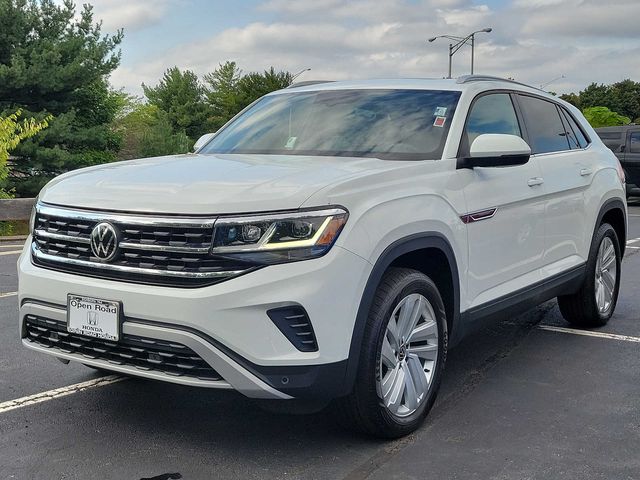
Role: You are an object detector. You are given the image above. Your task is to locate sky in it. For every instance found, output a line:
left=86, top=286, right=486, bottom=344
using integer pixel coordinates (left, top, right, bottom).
left=82, top=0, right=640, bottom=96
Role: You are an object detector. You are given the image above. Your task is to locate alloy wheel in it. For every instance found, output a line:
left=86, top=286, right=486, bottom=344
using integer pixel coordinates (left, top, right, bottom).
left=377, top=293, right=439, bottom=418
left=594, top=236, right=618, bottom=314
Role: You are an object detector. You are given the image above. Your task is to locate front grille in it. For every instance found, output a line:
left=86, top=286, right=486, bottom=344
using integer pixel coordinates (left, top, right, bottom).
left=32, top=204, right=258, bottom=287
left=24, top=315, right=223, bottom=381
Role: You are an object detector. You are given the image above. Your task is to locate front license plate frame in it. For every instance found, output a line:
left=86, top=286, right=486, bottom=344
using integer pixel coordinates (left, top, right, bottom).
left=67, top=295, right=121, bottom=341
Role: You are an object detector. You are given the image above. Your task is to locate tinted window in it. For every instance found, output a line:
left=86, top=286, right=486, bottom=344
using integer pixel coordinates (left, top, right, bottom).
left=201, top=89, right=462, bottom=161
left=631, top=132, right=640, bottom=153
left=560, top=108, right=589, bottom=149
left=597, top=131, right=623, bottom=140
left=518, top=95, right=570, bottom=154
left=463, top=93, right=521, bottom=152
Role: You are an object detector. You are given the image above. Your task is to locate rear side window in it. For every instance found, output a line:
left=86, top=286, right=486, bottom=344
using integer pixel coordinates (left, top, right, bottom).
left=560, top=108, right=589, bottom=149
left=518, top=95, right=570, bottom=154
left=631, top=132, right=640, bottom=153
left=462, top=93, right=521, bottom=154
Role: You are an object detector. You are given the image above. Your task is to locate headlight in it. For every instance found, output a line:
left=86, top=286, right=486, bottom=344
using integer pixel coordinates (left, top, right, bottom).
left=211, top=207, right=348, bottom=264
left=29, top=201, right=37, bottom=235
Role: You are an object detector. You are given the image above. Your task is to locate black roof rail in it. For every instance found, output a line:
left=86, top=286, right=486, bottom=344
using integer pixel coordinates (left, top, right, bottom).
left=287, top=80, right=335, bottom=88
left=456, top=75, right=546, bottom=93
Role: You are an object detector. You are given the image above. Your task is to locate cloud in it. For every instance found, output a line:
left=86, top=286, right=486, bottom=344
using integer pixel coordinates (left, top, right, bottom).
left=90, top=0, right=174, bottom=33
left=517, top=0, right=640, bottom=38
left=111, top=0, right=640, bottom=95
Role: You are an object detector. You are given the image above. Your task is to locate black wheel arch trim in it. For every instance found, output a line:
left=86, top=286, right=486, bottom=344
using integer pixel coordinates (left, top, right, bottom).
left=594, top=198, right=627, bottom=256
left=343, top=232, right=461, bottom=395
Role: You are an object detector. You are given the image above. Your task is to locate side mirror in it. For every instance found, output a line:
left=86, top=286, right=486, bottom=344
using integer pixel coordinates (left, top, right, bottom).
left=193, top=132, right=216, bottom=152
left=459, top=134, right=532, bottom=169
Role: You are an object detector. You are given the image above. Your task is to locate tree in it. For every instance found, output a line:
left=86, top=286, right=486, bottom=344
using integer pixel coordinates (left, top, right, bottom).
left=0, top=110, right=49, bottom=198
left=113, top=99, right=191, bottom=160
left=203, top=61, right=243, bottom=131
left=559, top=92, right=581, bottom=109
left=582, top=106, right=631, bottom=128
left=0, top=0, right=124, bottom=197
left=237, top=67, right=293, bottom=106
left=562, top=80, right=640, bottom=123
left=142, top=67, right=209, bottom=140
left=204, top=62, right=292, bottom=131
left=576, top=83, right=610, bottom=111
left=607, top=79, right=640, bottom=121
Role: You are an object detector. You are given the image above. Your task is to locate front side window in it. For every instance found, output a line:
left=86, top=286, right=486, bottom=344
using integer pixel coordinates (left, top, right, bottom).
left=518, top=95, right=570, bottom=154
left=630, top=132, right=640, bottom=153
left=462, top=93, right=521, bottom=154
left=200, top=89, right=462, bottom=161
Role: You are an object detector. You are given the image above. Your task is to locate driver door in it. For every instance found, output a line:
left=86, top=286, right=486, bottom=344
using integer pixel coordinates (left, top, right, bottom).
left=458, top=92, right=546, bottom=311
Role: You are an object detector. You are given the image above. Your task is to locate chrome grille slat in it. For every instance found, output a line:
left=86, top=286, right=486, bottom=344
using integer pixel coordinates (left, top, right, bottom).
left=35, top=229, right=91, bottom=244
left=32, top=203, right=256, bottom=287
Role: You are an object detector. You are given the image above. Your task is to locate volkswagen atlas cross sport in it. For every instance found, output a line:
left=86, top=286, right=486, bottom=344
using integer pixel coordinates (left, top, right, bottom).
left=19, top=76, right=627, bottom=438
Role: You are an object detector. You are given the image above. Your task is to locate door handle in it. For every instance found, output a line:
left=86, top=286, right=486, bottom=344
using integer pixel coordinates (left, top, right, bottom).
left=527, top=177, right=544, bottom=187
left=580, top=168, right=593, bottom=176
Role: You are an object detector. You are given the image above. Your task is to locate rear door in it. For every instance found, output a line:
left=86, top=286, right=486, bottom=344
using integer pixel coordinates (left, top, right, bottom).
left=516, top=94, right=593, bottom=271
left=625, top=129, right=640, bottom=188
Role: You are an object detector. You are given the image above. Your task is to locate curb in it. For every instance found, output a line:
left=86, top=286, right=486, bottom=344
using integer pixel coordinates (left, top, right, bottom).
left=0, top=235, right=28, bottom=242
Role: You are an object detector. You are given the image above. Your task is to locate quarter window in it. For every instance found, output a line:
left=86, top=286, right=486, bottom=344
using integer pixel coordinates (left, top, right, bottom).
left=463, top=93, right=522, bottom=154
left=518, top=95, right=571, bottom=154
left=630, top=132, right=640, bottom=153
left=560, top=108, right=589, bottom=149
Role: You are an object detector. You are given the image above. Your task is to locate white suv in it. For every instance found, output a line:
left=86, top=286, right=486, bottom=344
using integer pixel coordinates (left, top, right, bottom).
left=18, top=76, right=627, bottom=438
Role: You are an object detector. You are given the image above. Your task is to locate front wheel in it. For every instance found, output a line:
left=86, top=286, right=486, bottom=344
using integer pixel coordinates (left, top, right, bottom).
left=558, top=223, right=621, bottom=327
left=336, top=268, right=448, bottom=438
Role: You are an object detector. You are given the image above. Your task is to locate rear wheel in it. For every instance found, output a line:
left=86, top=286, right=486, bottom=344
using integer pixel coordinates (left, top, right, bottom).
left=336, top=268, right=447, bottom=438
left=558, top=223, right=621, bottom=327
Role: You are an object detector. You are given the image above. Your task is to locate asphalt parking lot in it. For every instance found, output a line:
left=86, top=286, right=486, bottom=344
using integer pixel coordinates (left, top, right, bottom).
left=1, top=201, right=640, bottom=480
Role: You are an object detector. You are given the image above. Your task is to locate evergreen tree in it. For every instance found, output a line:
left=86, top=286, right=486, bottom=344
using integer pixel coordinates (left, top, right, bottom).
left=142, top=67, right=209, bottom=140
left=0, top=0, right=124, bottom=196
left=204, top=62, right=292, bottom=131
left=203, top=61, right=243, bottom=131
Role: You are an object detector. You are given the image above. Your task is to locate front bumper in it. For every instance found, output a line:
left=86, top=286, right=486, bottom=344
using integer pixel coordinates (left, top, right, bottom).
left=18, top=239, right=372, bottom=399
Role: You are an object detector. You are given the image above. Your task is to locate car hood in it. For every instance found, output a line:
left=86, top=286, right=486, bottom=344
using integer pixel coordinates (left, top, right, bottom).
left=40, top=153, right=397, bottom=214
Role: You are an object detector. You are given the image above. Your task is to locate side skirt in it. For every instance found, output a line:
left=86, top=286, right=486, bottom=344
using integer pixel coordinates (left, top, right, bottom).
left=452, top=264, right=586, bottom=343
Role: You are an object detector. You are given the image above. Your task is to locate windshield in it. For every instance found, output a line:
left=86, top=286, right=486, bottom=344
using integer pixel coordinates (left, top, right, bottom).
left=200, top=89, right=461, bottom=160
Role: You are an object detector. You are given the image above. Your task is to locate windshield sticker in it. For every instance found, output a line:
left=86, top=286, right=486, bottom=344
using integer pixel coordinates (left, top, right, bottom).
left=284, top=136, right=298, bottom=149
left=434, top=106, right=447, bottom=116
left=433, top=116, right=446, bottom=127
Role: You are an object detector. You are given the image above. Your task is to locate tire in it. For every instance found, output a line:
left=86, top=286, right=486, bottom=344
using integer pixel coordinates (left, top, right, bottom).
left=558, top=223, right=621, bottom=327
left=336, top=267, right=448, bottom=438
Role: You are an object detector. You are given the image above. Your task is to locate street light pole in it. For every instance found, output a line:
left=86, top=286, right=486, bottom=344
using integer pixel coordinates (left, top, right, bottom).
left=291, top=68, right=311, bottom=83
left=428, top=28, right=492, bottom=78
left=471, top=34, right=475, bottom=75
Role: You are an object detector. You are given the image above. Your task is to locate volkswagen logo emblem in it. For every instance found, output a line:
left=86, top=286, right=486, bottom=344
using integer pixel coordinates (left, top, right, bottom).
left=90, top=222, right=119, bottom=262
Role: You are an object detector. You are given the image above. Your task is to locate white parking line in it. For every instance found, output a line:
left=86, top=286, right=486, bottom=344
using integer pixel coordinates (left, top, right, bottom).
left=628, top=238, right=640, bottom=245
left=0, top=244, right=24, bottom=248
left=0, top=292, right=18, bottom=298
left=0, top=375, right=126, bottom=415
left=538, top=325, right=640, bottom=343
left=0, top=250, right=22, bottom=256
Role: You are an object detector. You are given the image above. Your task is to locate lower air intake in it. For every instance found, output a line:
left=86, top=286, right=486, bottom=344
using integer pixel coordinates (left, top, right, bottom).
left=267, top=306, right=318, bottom=352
